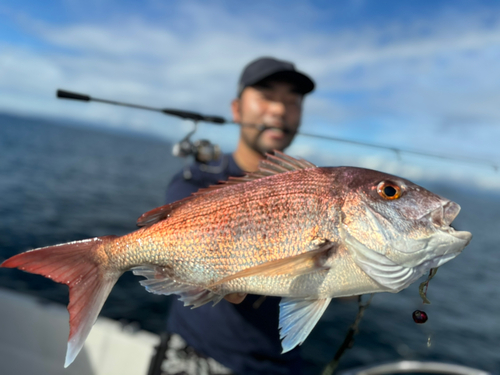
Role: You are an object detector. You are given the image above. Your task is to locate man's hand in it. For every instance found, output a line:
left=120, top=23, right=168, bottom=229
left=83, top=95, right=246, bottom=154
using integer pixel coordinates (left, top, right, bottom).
left=224, top=293, right=247, bottom=304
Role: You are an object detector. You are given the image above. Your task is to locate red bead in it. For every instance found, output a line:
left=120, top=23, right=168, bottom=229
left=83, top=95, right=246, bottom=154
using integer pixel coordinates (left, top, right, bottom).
left=412, top=310, right=428, bottom=324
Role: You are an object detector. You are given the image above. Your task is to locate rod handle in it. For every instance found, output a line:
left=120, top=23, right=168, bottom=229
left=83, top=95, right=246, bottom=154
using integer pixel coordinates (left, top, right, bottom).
left=57, top=89, right=90, bottom=102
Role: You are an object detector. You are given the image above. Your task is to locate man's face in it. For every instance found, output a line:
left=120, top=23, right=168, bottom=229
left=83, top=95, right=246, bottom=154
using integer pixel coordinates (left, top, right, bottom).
left=232, top=81, right=303, bottom=154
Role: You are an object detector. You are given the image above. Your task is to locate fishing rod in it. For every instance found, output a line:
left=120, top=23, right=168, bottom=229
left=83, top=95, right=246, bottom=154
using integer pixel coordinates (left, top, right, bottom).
left=57, top=89, right=225, bottom=163
left=56, top=89, right=499, bottom=171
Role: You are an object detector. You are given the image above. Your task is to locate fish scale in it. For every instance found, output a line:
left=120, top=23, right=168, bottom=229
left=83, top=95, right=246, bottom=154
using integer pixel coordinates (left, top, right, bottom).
left=127, top=169, right=335, bottom=277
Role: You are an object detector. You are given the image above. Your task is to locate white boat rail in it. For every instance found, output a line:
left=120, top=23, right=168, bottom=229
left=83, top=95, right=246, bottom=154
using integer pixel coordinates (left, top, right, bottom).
left=338, top=360, right=492, bottom=375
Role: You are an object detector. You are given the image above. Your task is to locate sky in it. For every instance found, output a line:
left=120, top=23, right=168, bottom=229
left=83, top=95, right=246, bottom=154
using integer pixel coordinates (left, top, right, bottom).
left=1, top=0, right=500, bottom=190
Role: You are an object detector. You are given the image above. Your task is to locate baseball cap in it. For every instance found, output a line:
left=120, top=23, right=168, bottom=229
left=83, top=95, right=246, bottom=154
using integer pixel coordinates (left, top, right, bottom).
left=237, top=57, right=315, bottom=97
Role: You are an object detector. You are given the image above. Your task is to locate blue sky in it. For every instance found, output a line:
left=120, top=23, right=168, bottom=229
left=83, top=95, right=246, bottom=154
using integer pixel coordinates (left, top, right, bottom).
left=1, top=0, right=500, bottom=190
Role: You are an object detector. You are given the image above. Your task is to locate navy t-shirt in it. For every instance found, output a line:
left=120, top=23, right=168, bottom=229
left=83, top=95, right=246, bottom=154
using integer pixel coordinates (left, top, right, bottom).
left=165, top=154, right=302, bottom=374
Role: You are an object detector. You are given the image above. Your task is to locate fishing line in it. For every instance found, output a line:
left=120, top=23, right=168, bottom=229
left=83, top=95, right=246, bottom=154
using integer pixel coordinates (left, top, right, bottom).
left=236, top=123, right=499, bottom=171
left=321, top=294, right=374, bottom=375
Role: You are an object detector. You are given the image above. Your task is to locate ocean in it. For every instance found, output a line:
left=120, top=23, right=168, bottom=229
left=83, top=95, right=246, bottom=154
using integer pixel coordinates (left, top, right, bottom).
left=0, top=113, right=498, bottom=374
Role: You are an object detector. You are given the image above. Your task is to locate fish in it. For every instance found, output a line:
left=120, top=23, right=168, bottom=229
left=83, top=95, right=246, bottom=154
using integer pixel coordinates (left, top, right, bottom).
left=1, top=151, right=472, bottom=367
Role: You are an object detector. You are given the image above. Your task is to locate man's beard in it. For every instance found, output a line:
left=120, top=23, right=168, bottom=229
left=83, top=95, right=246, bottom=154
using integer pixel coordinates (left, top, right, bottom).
left=241, top=124, right=296, bottom=155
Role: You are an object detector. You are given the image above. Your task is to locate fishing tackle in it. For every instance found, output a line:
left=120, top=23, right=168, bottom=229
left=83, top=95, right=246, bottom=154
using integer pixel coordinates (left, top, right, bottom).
left=412, top=310, right=428, bottom=324
left=56, top=89, right=223, bottom=166
left=172, top=121, right=221, bottom=163
left=419, top=268, right=439, bottom=304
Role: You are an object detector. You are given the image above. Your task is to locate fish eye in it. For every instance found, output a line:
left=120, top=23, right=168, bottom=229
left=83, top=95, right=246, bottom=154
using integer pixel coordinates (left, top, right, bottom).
left=377, top=181, right=402, bottom=200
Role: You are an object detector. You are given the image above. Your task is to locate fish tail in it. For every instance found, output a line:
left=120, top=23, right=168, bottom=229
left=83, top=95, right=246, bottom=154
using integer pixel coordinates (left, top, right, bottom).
left=1, top=235, right=122, bottom=367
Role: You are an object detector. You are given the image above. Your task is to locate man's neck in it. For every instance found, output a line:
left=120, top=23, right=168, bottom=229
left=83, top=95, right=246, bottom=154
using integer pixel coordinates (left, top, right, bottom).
left=232, top=139, right=265, bottom=172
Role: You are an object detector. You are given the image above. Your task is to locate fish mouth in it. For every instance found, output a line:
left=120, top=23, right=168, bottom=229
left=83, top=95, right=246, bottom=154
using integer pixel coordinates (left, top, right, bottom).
left=427, top=201, right=472, bottom=243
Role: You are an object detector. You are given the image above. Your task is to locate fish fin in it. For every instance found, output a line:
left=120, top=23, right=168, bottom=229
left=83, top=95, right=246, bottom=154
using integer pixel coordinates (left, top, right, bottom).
left=136, top=197, right=194, bottom=227
left=342, top=228, right=420, bottom=292
left=132, top=266, right=224, bottom=308
left=137, top=151, right=316, bottom=227
left=279, top=297, right=332, bottom=352
left=1, top=236, right=121, bottom=367
left=196, top=151, right=317, bottom=194
left=210, top=241, right=335, bottom=287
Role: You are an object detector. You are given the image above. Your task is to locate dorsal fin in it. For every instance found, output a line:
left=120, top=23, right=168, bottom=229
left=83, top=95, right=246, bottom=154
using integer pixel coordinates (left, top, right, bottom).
left=136, top=151, right=316, bottom=227
left=136, top=197, right=193, bottom=227
left=192, top=151, right=316, bottom=195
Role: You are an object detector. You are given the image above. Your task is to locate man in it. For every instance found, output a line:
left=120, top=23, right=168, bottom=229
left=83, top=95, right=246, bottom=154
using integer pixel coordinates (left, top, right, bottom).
left=162, top=57, right=315, bottom=375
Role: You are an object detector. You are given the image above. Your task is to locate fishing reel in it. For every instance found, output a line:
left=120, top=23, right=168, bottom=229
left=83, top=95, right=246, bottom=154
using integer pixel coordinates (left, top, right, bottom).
left=172, top=122, right=221, bottom=163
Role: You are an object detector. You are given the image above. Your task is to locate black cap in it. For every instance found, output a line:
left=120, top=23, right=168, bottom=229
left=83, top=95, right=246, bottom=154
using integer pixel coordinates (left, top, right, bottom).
left=238, top=57, right=315, bottom=96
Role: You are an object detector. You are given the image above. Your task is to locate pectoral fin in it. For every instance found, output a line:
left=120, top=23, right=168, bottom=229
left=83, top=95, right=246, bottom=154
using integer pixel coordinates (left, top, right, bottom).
left=209, top=241, right=335, bottom=287
left=279, top=297, right=332, bottom=352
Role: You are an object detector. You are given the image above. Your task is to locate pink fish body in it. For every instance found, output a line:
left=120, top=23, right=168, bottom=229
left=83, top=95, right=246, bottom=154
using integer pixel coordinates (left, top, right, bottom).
left=1, top=152, right=471, bottom=367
